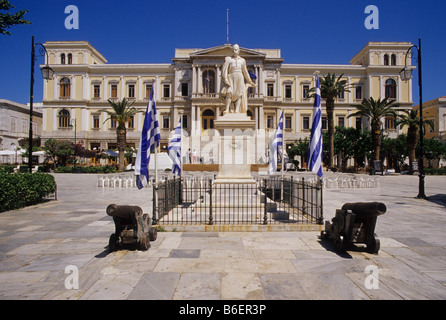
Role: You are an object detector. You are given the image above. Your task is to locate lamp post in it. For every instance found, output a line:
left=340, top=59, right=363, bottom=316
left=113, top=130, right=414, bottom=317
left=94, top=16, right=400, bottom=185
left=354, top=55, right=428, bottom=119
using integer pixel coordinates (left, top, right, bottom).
left=70, top=118, right=77, bottom=172
left=399, top=38, right=426, bottom=199
left=29, top=36, right=54, bottom=173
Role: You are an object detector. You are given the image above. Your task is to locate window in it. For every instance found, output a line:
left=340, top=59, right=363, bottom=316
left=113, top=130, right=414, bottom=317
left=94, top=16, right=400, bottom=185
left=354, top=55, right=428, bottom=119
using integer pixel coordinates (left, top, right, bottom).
left=128, top=116, right=134, bottom=129
left=385, top=116, right=396, bottom=130
left=58, top=109, right=70, bottom=128
left=10, top=117, right=16, bottom=132
left=285, top=84, right=292, bottom=99
left=322, top=117, right=327, bottom=130
left=128, top=84, right=135, bottom=98
left=267, top=84, right=274, bottom=97
left=302, top=85, right=310, bottom=99
left=385, top=79, right=396, bottom=99
left=110, top=118, right=117, bottom=129
left=163, top=84, right=170, bottom=98
left=391, top=54, right=396, bottom=66
left=61, top=53, right=66, bottom=65
left=266, top=115, right=274, bottom=129
left=302, top=116, right=310, bottom=130
left=60, top=77, right=71, bottom=98
left=202, top=70, right=215, bottom=94
left=110, top=84, right=118, bottom=98
left=68, top=53, right=72, bottom=65
left=93, top=115, right=100, bottom=129
left=384, top=54, right=389, bottom=66
left=337, top=116, right=345, bottom=127
left=181, top=83, right=188, bottom=96
left=356, top=117, right=362, bottom=130
left=145, top=84, right=152, bottom=98
left=163, top=116, right=170, bottom=129
left=285, top=115, right=292, bottom=130
left=93, top=85, right=100, bottom=98
left=182, top=114, right=188, bottom=129
left=337, top=91, right=345, bottom=100
left=355, top=86, right=362, bottom=100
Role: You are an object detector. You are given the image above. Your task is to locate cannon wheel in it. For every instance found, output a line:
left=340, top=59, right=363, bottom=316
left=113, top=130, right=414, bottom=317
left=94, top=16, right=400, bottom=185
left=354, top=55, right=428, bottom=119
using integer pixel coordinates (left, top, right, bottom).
left=334, top=235, right=345, bottom=253
left=149, top=227, right=158, bottom=241
left=109, top=234, right=119, bottom=252
left=367, top=235, right=380, bottom=254
left=139, top=234, right=150, bottom=251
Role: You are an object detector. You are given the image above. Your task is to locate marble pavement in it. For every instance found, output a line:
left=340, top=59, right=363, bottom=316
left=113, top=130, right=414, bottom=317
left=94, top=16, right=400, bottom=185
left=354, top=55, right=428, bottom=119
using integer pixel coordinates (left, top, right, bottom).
left=0, top=172, right=445, bottom=300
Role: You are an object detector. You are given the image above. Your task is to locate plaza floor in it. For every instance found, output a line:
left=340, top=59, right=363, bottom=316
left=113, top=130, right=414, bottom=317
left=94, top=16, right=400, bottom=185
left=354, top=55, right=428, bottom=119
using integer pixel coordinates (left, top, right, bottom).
left=0, top=172, right=445, bottom=300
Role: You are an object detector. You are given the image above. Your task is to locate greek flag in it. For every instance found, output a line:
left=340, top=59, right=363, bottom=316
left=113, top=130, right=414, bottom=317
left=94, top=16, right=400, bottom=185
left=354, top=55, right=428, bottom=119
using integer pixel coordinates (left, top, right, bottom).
left=135, top=90, right=160, bottom=189
left=168, top=118, right=182, bottom=176
left=268, top=111, right=284, bottom=175
left=308, top=76, right=323, bottom=178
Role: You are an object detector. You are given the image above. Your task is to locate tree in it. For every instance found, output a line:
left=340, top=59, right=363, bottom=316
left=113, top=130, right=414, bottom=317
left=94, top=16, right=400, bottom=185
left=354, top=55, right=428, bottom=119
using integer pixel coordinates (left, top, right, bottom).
left=348, top=97, right=398, bottom=161
left=287, top=138, right=309, bottom=169
left=43, top=138, right=72, bottom=167
left=0, top=0, right=31, bottom=35
left=99, top=98, right=140, bottom=172
left=396, top=109, right=434, bottom=174
left=308, top=73, right=350, bottom=168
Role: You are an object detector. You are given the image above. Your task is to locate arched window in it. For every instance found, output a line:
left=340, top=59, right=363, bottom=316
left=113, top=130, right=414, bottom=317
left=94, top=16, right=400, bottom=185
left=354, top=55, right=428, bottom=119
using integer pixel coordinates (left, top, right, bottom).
left=383, top=54, right=389, bottom=66
left=202, top=109, right=215, bottom=131
left=58, top=109, right=70, bottom=128
left=391, top=54, right=396, bottom=66
left=68, top=53, right=73, bottom=65
left=202, top=69, right=215, bottom=94
left=60, top=77, right=71, bottom=98
left=61, top=53, right=66, bottom=65
left=385, top=79, right=396, bottom=99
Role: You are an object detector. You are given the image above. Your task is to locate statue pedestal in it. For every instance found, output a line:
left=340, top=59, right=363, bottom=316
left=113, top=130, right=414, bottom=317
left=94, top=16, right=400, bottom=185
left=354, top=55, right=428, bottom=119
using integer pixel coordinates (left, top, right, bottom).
left=214, top=113, right=257, bottom=184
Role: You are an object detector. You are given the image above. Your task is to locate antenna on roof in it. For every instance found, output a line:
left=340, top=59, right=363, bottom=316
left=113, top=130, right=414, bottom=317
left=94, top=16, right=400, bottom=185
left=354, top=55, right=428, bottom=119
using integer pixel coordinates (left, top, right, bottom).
left=226, top=9, right=229, bottom=44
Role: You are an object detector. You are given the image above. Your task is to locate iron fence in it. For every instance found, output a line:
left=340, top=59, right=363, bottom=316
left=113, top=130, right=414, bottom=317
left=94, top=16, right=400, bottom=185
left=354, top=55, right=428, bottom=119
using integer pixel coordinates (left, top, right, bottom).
left=153, top=176, right=323, bottom=226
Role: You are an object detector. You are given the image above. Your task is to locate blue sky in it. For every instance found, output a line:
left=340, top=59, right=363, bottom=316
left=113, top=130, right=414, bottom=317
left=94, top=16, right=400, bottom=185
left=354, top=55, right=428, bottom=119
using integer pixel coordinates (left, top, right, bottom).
left=1, top=0, right=445, bottom=105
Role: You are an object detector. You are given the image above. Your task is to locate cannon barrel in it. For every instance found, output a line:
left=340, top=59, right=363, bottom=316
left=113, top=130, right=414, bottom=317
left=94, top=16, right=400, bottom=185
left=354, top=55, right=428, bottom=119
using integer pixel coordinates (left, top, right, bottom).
left=106, top=204, right=142, bottom=218
left=341, top=202, right=386, bottom=217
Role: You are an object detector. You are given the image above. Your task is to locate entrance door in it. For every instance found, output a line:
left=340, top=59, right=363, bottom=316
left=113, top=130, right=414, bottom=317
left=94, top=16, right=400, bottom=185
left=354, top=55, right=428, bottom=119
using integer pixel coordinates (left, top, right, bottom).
left=202, top=109, right=215, bottom=132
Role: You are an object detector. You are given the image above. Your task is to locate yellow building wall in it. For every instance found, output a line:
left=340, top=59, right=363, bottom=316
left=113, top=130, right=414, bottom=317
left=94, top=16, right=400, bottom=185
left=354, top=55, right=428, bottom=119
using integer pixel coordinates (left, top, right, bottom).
left=372, top=76, right=380, bottom=99
left=74, top=76, right=83, bottom=100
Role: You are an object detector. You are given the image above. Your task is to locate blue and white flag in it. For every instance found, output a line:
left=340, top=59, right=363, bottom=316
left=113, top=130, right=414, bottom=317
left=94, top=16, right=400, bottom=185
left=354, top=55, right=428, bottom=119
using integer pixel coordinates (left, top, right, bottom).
left=308, top=76, right=323, bottom=178
left=168, top=118, right=182, bottom=176
left=268, top=111, right=284, bottom=175
left=135, top=90, right=160, bottom=189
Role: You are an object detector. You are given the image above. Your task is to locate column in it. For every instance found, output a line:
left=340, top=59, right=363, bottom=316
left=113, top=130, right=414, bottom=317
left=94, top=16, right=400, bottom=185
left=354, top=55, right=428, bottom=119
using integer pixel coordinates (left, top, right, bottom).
left=259, top=106, right=264, bottom=129
left=138, top=75, right=142, bottom=101
left=103, top=76, right=108, bottom=101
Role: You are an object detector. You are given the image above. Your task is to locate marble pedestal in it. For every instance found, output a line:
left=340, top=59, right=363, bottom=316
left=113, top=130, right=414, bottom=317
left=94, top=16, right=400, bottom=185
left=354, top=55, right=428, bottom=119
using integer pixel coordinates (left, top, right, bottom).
left=214, top=113, right=257, bottom=184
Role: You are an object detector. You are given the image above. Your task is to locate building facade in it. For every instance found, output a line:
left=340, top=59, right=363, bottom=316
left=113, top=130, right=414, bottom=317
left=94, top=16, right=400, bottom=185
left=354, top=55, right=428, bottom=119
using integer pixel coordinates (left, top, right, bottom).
left=40, top=41, right=414, bottom=164
left=0, top=99, right=42, bottom=151
left=413, top=96, right=446, bottom=142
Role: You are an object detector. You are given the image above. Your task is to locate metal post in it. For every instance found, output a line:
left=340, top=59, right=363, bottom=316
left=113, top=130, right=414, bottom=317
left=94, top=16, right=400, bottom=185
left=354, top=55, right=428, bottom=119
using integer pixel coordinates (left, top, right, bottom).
left=209, top=179, right=213, bottom=225
left=28, top=36, right=35, bottom=174
left=263, top=178, right=268, bottom=225
left=416, top=38, right=426, bottom=199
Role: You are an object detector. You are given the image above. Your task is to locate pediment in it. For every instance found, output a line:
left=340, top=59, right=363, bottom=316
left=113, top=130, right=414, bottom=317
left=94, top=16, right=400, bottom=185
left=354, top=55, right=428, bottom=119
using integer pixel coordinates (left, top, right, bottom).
left=190, top=44, right=266, bottom=59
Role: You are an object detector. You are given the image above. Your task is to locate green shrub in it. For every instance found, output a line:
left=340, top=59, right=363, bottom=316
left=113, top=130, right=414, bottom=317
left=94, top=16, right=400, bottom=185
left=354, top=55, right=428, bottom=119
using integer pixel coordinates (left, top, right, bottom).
left=0, top=172, right=57, bottom=212
left=55, top=165, right=117, bottom=174
left=425, top=167, right=446, bottom=175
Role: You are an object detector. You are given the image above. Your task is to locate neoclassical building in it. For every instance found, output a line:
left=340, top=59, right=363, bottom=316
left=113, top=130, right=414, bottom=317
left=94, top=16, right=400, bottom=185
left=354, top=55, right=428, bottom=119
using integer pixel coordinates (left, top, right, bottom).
left=40, top=41, right=414, bottom=163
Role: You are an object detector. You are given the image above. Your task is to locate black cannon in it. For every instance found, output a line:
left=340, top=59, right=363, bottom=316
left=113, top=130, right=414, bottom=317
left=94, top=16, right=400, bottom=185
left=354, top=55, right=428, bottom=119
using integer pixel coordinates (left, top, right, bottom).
left=107, top=204, right=157, bottom=252
left=320, top=202, right=386, bottom=254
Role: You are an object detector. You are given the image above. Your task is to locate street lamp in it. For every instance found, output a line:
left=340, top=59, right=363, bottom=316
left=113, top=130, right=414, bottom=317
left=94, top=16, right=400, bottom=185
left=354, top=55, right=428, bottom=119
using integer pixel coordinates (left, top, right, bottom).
left=29, top=36, right=54, bottom=173
left=400, top=38, right=426, bottom=199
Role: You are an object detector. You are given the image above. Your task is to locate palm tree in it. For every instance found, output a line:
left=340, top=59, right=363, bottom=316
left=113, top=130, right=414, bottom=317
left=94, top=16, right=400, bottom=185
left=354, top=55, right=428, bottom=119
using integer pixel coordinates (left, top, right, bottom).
left=308, top=73, right=350, bottom=168
left=99, top=98, right=140, bottom=172
left=396, top=109, right=434, bottom=174
left=348, top=97, right=398, bottom=161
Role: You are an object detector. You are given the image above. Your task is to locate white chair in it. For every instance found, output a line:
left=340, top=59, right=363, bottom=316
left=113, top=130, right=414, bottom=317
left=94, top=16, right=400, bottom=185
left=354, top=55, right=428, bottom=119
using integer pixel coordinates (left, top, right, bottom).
left=98, top=176, right=106, bottom=187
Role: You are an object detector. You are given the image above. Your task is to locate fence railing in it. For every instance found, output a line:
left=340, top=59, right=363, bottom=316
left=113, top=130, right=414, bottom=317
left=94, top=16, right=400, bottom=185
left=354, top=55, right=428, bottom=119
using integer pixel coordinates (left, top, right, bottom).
left=153, top=176, right=323, bottom=226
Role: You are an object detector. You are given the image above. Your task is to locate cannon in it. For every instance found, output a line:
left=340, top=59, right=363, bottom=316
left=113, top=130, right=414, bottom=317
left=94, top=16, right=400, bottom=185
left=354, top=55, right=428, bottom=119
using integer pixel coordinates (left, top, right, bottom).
left=107, top=204, right=157, bottom=252
left=320, top=202, right=386, bottom=254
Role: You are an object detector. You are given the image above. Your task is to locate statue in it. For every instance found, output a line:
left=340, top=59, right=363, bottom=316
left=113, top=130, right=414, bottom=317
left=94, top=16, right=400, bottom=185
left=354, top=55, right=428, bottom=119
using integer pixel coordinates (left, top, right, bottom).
left=220, top=44, right=256, bottom=114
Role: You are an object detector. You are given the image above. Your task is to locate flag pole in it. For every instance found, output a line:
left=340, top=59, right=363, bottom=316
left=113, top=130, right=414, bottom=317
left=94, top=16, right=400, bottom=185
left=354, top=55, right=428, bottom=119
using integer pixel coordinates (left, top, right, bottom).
left=281, top=111, right=285, bottom=180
